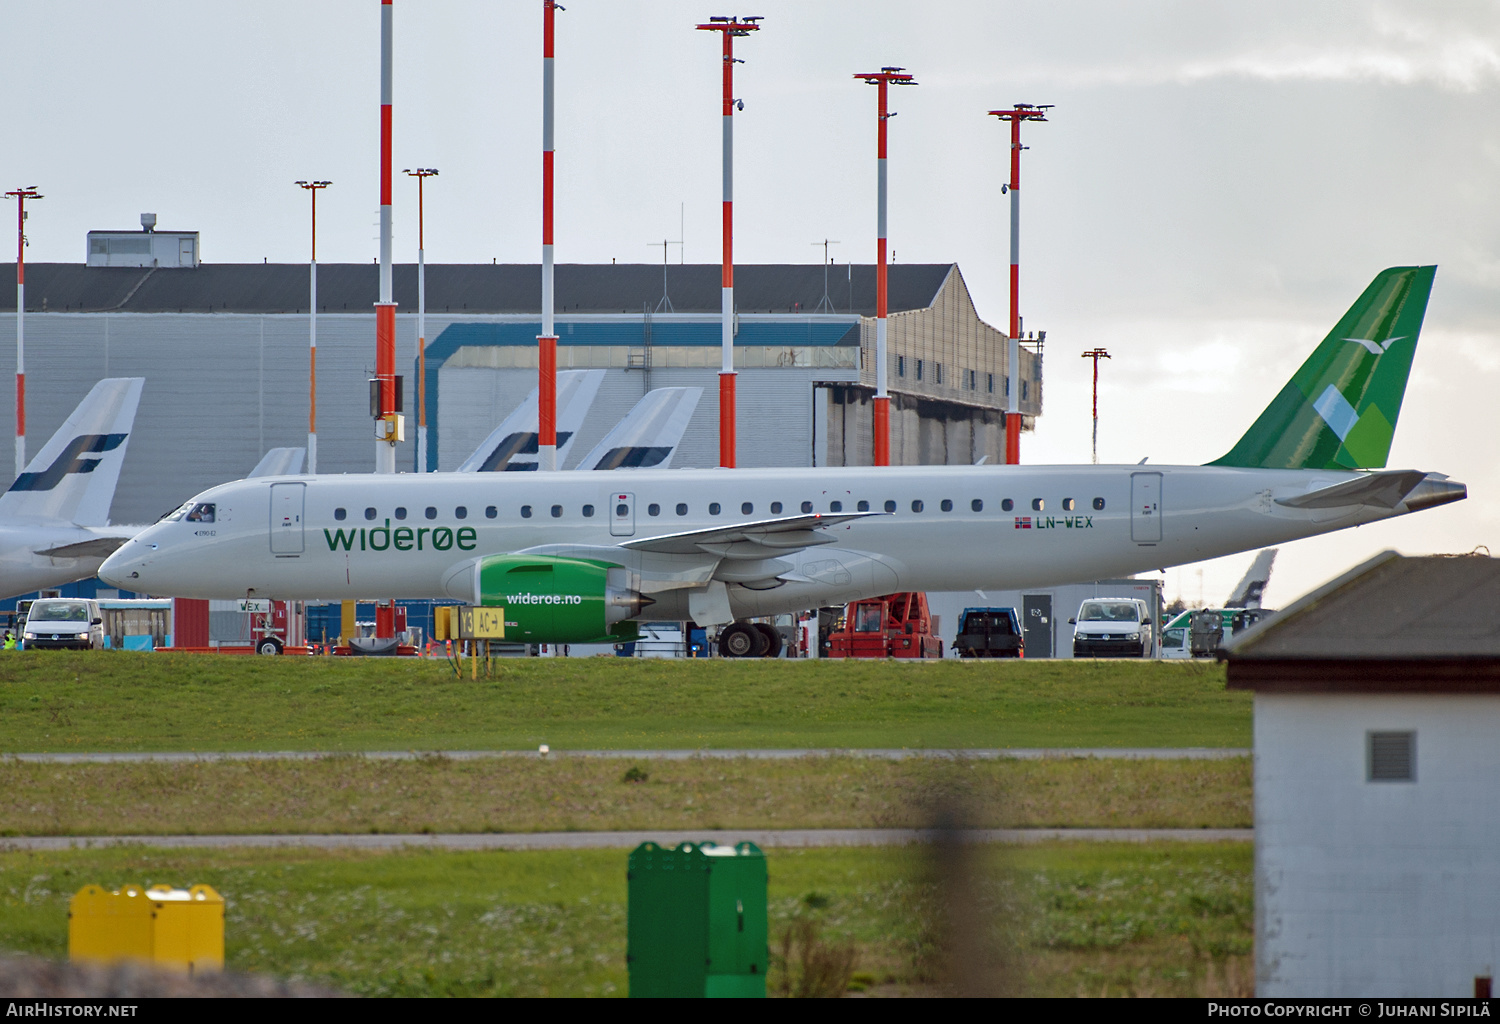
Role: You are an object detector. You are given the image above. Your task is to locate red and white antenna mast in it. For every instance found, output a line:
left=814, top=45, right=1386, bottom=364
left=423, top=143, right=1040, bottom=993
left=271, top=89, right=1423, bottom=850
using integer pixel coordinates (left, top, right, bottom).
left=988, top=103, right=1050, bottom=465
left=5, top=186, right=40, bottom=475
left=855, top=67, right=916, bottom=467
left=295, top=180, right=330, bottom=475
left=538, top=0, right=563, bottom=471
left=373, top=0, right=400, bottom=474
left=696, top=14, right=762, bottom=469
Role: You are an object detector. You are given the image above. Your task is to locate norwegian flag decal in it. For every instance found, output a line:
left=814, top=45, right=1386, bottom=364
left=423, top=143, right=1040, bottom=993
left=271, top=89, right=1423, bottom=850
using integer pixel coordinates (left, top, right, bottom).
left=1014, top=517, right=1032, bottom=529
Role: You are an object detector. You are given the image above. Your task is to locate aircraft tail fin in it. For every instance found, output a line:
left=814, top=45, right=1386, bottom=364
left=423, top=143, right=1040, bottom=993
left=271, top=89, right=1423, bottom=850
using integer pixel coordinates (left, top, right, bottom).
left=247, top=447, right=307, bottom=478
left=0, top=377, right=145, bottom=525
left=1224, top=548, right=1276, bottom=609
left=456, top=369, right=606, bottom=472
left=1209, top=266, right=1435, bottom=470
left=573, top=387, right=703, bottom=470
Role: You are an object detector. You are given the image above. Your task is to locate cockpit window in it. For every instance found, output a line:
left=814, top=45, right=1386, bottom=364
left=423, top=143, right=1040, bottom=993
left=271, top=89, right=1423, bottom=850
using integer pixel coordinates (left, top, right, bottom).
left=184, top=503, right=216, bottom=523
left=29, top=601, right=89, bottom=622
left=162, top=500, right=196, bottom=523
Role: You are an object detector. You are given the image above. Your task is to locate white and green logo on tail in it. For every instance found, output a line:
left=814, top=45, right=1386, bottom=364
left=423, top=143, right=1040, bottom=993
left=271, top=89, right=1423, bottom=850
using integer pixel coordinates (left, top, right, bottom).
left=1211, top=266, right=1436, bottom=470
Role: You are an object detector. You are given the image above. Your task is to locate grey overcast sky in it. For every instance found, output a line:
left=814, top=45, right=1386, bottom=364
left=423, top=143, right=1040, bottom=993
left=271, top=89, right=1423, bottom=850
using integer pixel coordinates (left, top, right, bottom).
left=4, top=0, right=1497, bottom=607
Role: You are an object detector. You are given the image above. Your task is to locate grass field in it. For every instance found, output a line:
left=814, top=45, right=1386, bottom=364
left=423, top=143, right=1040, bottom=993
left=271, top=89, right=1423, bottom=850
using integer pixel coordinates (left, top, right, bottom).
left=0, top=652, right=1245, bottom=752
left=0, top=842, right=1252, bottom=997
left=0, top=755, right=1252, bottom=835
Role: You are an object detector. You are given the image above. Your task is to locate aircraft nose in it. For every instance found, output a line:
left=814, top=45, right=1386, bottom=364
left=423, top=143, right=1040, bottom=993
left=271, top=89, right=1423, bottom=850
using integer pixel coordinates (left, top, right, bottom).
left=99, top=538, right=153, bottom=588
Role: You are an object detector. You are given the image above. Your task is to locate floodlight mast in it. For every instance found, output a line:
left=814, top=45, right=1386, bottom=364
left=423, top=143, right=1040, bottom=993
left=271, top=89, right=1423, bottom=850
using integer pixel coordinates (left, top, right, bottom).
left=5, top=186, right=41, bottom=475
left=988, top=103, right=1050, bottom=465
left=403, top=168, right=438, bottom=473
left=538, top=0, right=563, bottom=472
left=373, top=0, right=399, bottom=475
left=296, top=180, right=331, bottom=474
left=696, top=15, right=762, bottom=469
left=1081, top=347, right=1111, bottom=464
left=855, top=67, right=917, bottom=467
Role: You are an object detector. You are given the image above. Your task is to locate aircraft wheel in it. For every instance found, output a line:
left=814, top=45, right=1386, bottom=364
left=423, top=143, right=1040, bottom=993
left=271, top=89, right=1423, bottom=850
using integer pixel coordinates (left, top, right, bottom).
left=718, top=622, right=759, bottom=658
left=752, top=623, right=782, bottom=658
left=256, top=638, right=284, bottom=656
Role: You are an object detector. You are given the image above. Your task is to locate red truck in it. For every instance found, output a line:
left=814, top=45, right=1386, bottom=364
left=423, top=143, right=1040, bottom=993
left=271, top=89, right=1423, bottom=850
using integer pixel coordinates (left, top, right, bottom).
left=824, top=592, right=943, bottom=659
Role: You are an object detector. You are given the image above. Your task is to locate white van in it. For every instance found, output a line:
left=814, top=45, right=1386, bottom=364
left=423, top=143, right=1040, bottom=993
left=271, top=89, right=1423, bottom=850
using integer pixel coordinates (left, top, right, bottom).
left=23, top=598, right=105, bottom=651
left=1070, top=598, right=1153, bottom=658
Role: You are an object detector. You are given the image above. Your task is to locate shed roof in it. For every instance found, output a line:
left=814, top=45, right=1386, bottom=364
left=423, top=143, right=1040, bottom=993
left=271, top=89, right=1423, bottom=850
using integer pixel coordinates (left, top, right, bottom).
left=1223, top=551, right=1500, bottom=692
left=0, top=262, right=956, bottom=317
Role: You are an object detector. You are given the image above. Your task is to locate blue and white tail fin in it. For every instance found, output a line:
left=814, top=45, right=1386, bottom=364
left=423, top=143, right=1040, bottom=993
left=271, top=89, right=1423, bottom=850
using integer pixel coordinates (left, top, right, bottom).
left=0, top=377, right=144, bottom=525
left=573, top=387, right=703, bottom=470
left=456, top=369, right=606, bottom=472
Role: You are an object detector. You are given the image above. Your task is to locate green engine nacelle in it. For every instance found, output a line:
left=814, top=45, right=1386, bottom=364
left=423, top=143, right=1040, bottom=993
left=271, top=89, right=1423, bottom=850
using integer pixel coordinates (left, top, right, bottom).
left=475, top=554, right=644, bottom=644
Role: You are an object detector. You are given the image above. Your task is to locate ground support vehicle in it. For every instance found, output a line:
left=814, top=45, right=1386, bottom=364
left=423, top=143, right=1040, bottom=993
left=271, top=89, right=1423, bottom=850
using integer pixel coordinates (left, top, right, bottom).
left=825, top=592, right=943, bottom=659
left=22, top=598, right=105, bottom=651
left=953, top=607, right=1024, bottom=658
left=1070, top=598, right=1153, bottom=658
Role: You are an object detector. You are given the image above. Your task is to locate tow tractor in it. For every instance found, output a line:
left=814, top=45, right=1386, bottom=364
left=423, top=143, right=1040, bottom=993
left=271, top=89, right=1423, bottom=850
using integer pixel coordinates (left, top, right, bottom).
left=824, top=592, right=943, bottom=659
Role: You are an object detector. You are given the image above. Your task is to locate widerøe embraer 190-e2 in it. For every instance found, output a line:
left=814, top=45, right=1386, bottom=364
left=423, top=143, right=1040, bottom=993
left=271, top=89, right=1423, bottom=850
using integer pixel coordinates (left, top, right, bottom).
left=100, top=267, right=1466, bottom=656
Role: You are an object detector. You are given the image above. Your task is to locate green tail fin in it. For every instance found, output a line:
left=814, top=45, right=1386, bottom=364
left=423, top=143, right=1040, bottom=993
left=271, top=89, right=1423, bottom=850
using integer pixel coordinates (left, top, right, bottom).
left=1210, top=266, right=1436, bottom=470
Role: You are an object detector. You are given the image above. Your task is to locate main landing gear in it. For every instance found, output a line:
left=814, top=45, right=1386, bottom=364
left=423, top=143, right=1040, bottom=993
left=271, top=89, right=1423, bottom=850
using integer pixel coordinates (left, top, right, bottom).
left=717, top=621, right=784, bottom=659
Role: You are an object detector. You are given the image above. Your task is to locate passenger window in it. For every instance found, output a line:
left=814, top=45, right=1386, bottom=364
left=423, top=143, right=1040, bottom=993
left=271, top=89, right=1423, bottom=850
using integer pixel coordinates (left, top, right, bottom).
left=1093, top=497, right=1106, bottom=510
left=1032, top=498, right=1045, bottom=511
left=364, top=507, right=377, bottom=521
left=676, top=503, right=688, bottom=516
left=1062, top=498, right=1076, bottom=511
left=1001, top=499, right=1014, bottom=512
left=647, top=503, right=660, bottom=517
left=940, top=499, right=953, bottom=512
left=425, top=506, right=437, bottom=520
left=742, top=502, right=753, bottom=515
left=709, top=503, right=721, bottom=516
left=486, top=506, right=498, bottom=519
left=801, top=501, right=814, bottom=514
left=334, top=508, right=347, bottom=521
left=857, top=500, right=869, bottom=512
left=884, top=500, right=896, bottom=513
left=971, top=499, right=983, bottom=512
left=455, top=506, right=468, bottom=520
left=911, top=500, right=924, bottom=513
left=394, top=507, right=407, bottom=520
left=583, top=504, right=596, bottom=518
left=551, top=505, right=563, bottom=518
left=521, top=505, right=533, bottom=519
left=830, top=501, right=843, bottom=512
left=771, top=501, right=783, bottom=514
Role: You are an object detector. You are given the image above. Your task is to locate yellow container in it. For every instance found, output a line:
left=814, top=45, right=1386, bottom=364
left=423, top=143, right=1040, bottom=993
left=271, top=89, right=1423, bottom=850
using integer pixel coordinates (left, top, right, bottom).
left=69, top=883, right=224, bottom=975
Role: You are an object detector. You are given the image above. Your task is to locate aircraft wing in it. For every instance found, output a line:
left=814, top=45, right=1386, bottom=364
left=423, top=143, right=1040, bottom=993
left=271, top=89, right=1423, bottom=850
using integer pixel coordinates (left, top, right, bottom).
left=1274, top=470, right=1429, bottom=510
left=619, top=511, right=885, bottom=554
left=34, top=536, right=131, bottom=560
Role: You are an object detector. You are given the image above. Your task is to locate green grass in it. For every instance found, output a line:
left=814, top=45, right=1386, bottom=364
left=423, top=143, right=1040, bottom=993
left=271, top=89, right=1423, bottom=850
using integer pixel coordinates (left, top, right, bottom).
left=0, top=653, right=1246, bottom=752
left=0, top=842, right=1252, bottom=997
left=0, top=756, right=1252, bottom=835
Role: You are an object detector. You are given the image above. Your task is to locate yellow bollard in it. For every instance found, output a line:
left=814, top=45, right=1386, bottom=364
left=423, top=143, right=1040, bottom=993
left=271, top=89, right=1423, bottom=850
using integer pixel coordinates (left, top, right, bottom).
left=69, top=883, right=224, bottom=975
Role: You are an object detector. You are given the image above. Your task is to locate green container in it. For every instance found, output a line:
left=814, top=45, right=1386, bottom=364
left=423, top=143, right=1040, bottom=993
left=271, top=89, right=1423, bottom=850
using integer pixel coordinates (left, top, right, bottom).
left=627, top=841, right=768, bottom=998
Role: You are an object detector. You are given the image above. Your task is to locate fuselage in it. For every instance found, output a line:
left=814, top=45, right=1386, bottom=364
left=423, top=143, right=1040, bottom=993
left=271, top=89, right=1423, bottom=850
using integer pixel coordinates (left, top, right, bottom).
left=99, top=462, right=1458, bottom=621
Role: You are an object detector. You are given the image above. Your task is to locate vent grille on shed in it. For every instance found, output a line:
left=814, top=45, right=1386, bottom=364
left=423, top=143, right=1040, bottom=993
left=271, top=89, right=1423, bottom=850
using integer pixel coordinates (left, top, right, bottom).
left=1368, top=731, right=1416, bottom=782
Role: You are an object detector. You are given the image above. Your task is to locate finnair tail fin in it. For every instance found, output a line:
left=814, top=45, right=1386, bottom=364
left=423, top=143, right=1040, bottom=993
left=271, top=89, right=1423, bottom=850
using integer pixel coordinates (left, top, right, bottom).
left=1224, top=548, right=1276, bottom=609
left=0, top=377, right=144, bottom=525
left=457, top=370, right=606, bottom=472
left=248, top=447, right=307, bottom=478
left=1210, top=266, right=1435, bottom=470
left=573, top=387, right=703, bottom=470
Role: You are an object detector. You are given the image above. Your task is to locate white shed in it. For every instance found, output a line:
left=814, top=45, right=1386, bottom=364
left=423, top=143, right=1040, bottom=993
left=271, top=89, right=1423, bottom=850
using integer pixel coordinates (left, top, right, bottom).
left=1223, top=550, right=1500, bottom=998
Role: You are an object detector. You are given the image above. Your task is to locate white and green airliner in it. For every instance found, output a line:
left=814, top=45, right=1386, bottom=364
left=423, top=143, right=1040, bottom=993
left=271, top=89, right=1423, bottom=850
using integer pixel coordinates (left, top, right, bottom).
left=100, top=267, right=1465, bottom=656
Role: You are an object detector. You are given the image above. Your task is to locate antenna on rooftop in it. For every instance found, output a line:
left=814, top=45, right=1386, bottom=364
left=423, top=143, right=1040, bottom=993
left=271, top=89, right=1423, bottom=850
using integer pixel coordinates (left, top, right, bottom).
left=648, top=236, right=683, bottom=311
left=811, top=239, right=841, bottom=312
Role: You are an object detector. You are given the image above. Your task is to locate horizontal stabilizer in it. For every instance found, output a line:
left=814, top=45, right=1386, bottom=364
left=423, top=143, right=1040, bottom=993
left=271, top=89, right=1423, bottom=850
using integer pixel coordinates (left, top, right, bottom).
left=1275, top=470, right=1429, bottom=510
left=34, top=536, right=131, bottom=560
